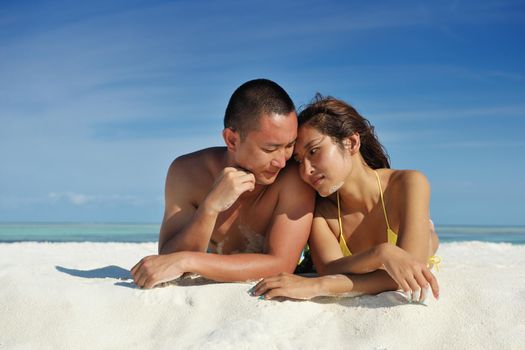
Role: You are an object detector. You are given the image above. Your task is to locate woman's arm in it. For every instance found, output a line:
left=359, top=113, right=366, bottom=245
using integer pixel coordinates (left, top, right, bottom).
left=253, top=172, right=440, bottom=301
left=252, top=269, right=435, bottom=301
left=394, top=170, right=434, bottom=262
left=308, top=209, right=384, bottom=275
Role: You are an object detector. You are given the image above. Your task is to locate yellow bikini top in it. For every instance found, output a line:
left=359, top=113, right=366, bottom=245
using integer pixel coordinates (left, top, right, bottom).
left=336, top=170, right=441, bottom=270
left=337, top=170, right=396, bottom=256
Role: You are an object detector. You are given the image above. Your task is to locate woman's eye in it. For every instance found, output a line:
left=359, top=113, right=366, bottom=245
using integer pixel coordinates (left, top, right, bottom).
left=309, top=147, right=318, bottom=155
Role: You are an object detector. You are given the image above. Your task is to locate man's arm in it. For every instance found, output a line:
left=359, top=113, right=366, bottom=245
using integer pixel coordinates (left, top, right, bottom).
left=157, top=157, right=215, bottom=254
left=133, top=166, right=315, bottom=286
left=184, top=171, right=315, bottom=281
left=158, top=158, right=255, bottom=254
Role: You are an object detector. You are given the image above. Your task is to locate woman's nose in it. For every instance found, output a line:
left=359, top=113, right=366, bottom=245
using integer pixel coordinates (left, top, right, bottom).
left=302, top=159, right=315, bottom=176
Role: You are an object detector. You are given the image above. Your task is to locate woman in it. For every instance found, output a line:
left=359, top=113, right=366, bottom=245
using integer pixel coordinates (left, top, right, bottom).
left=251, top=95, right=440, bottom=302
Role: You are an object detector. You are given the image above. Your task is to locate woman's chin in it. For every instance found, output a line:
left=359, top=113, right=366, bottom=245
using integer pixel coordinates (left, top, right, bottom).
left=317, top=190, right=330, bottom=197
left=317, top=181, right=344, bottom=197
left=316, top=186, right=333, bottom=198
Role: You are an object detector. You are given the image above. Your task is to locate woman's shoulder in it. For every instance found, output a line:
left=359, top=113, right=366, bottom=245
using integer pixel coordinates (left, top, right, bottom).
left=382, top=169, right=430, bottom=195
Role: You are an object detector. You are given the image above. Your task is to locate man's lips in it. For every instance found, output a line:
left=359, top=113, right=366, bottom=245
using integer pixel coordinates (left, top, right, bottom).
left=264, top=169, right=280, bottom=177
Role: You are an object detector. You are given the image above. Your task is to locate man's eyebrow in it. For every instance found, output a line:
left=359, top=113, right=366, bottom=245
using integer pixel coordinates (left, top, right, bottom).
left=264, top=139, right=297, bottom=148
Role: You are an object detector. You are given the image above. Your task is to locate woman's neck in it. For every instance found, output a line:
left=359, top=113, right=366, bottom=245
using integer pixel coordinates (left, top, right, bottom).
left=337, top=160, right=379, bottom=214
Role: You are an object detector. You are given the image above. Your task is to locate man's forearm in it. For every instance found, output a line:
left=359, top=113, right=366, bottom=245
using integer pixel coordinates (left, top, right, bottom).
left=182, top=252, right=294, bottom=282
left=159, top=205, right=219, bottom=254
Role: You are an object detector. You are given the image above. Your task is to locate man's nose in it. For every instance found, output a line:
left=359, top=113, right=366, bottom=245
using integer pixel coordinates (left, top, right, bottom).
left=271, top=149, right=287, bottom=169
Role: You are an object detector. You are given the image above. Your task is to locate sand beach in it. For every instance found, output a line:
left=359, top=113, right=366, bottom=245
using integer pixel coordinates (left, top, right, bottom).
left=1, top=241, right=524, bottom=349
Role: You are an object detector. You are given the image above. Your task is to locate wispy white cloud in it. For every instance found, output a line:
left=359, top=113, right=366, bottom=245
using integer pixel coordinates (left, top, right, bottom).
left=48, top=192, right=142, bottom=206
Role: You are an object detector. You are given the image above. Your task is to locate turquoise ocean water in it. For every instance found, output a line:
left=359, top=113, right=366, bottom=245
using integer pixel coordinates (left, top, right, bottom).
left=0, top=223, right=524, bottom=244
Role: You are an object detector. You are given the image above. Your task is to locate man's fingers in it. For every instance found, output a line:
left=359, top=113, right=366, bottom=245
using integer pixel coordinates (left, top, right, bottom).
left=130, top=259, right=143, bottom=275
left=143, top=278, right=157, bottom=289
left=136, top=273, right=147, bottom=289
left=224, top=167, right=252, bottom=177
left=239, top=181, right=255, bottom=194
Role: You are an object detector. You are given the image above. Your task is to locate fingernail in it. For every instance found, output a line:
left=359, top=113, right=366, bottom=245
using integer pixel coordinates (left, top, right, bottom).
left=258, top=295, right=265, bottom=300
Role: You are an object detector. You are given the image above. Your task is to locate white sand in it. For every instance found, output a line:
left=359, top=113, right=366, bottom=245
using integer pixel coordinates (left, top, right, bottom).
left=0, top=242, right=524, bottom=350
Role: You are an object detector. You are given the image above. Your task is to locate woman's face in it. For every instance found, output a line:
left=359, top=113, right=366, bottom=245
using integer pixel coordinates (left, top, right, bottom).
left=294, top=125, right=352, bottom=197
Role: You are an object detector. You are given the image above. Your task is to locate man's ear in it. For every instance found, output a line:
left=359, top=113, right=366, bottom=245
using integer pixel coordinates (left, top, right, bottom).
left=344, top=133, right=361, bottom=155
left=223, top=128, right=240, bottom=151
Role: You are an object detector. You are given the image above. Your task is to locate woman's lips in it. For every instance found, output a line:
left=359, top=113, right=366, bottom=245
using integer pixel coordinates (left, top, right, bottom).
left=311, top=175, right=324, bottom=187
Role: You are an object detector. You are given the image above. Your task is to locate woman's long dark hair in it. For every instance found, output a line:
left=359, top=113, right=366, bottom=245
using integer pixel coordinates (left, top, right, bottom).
left=298, top=94, right=390, bottom=169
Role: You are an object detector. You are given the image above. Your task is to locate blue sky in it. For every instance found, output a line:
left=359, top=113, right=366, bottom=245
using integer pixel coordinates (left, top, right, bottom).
left=1, top=0, right=524, bottom=225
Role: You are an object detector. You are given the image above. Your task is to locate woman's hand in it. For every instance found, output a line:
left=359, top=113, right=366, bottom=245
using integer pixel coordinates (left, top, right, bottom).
left=130, top=253, right=188, bottom=289
left=251, top=273, right=324, bottom=300
left=376, top=243, right=439, bottom=302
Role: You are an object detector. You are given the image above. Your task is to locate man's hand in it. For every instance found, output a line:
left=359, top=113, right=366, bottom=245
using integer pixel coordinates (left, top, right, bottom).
left=203, top=167, right=256, bottom=213
left=130, top=253, right=188, bottom=289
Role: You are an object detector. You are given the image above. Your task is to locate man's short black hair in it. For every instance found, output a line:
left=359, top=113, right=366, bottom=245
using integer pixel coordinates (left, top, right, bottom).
left=224, top=79, right=295, bottom=139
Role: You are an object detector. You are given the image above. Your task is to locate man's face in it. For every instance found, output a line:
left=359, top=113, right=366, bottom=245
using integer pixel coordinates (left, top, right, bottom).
left=233, top=112, right=298, bottom=185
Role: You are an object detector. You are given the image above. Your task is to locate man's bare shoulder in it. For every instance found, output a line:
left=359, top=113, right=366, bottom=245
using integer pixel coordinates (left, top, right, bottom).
left=309, top=192, right=336, bottom=224
left=168, top=147, right=226, bottom=181
left=273, top=161, right=315, bottom=194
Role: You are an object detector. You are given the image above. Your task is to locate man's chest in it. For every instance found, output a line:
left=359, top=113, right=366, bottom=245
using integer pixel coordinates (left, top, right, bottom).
left=208, top=192, right=278, bottom=254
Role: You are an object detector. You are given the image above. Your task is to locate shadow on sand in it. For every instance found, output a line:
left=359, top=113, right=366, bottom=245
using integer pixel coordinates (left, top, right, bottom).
left=55, top=266, right=219, bottom=289
left=263, top=288, right=421, bottom=308
left=56, top=265, right=132, bottom=280
left=310, top=291, right=425, bottom=309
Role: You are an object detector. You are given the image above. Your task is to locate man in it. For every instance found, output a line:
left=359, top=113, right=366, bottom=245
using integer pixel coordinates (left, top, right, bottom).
left=131, top=79, right=315, bottom=288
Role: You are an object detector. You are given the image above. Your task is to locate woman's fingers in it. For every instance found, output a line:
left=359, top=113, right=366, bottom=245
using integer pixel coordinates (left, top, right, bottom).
left=420, top=286, right=429, bottom=302
left=413, top=271, right=430, bottom=302
left=405, top=276, right=421, bottom=302
left=398, top=277, right=412, bottom=298
left=422, top=268, right=440, bottom=299
left=250, top=274, right=316, bottom=300
left=264, top=287, right=296, bottom=300
left=252, top=279, right=283, bottom=296
left=403, top=267, right=439, bottom=302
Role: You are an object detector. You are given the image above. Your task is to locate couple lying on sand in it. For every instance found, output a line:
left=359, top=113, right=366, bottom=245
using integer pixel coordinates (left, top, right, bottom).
left=131, top=79, right=440, bottom=303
